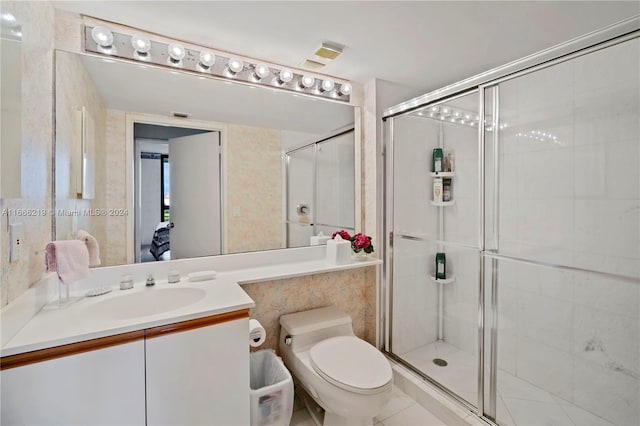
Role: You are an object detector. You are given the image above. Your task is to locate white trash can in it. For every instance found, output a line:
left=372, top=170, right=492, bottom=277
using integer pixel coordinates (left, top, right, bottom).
left=250, top=349, right=294, bottom=426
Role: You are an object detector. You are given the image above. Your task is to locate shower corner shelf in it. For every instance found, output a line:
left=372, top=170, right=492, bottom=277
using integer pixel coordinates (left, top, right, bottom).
left=430, top=200, right=455, bottom=207
left=429, top=274, right=456, bottom=285
left=429, top=171, right=455, bottom=178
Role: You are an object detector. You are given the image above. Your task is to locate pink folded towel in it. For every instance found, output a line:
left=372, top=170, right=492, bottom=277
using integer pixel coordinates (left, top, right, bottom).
left=76, top=229, right=101, bottom=266
left=45, top=240, right=90, bottom=284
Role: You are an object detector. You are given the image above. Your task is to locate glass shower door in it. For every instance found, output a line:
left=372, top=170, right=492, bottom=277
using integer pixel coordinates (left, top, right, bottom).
left=286, top=145, right=314, bottom=247
left=315, top=130, right=355, bottom=236
left=388, top=90, right=481, bottom=408
left=484, top=36, right=640, bottom=426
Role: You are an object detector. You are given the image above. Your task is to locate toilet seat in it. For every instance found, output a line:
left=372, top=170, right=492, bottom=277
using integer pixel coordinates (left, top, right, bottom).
left=309, top=336, right=392, bottom=395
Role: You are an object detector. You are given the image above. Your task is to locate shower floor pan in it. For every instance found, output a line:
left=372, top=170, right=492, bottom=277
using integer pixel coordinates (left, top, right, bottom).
left=402, top=341, right=616, bottom=426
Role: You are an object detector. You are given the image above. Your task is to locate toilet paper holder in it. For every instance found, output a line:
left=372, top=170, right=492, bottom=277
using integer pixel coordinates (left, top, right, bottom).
left=249, top=319, right=266, bottom=348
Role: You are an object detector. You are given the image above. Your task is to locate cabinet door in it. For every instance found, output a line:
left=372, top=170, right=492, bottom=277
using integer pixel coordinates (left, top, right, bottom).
left=145, top=318, right=250, bottom=425
left=1, top=340, right=146, bottom=425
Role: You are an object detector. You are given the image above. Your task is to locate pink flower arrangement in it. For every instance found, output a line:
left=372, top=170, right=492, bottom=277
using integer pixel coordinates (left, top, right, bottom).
left=332, top=230, right=351, bottom=241
left=351, top=233, right=374, bottom=254
left=331, top=230, right=374, bottom=254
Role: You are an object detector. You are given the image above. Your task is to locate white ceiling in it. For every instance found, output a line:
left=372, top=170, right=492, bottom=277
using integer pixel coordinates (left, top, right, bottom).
left=53, top=1, right=638, bottom=94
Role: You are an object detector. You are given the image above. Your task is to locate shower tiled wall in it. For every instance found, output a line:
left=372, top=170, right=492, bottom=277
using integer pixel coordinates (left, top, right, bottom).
left=391, top=109, right=480, bottom=358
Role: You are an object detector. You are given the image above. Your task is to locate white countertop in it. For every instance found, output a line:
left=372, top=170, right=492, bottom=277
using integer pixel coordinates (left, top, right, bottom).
left=1, top=256, right=380, bottom=357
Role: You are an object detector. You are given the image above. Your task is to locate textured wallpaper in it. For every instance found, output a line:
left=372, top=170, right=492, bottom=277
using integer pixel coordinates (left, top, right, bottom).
left=104, top=109, right=128, bottom=266
left=242, top=266, right=377, bottom=353
left=224, top=124, right=284, bottom=254
left=0, top=1, right=55, bottom=308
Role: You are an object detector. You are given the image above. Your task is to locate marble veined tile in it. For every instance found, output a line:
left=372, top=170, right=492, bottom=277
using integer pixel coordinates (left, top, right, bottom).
left=503, top=398, right=574, bottom=426
left=375, top=387, right=416, bottom=421
left=381, top=403, right=445, bottom=426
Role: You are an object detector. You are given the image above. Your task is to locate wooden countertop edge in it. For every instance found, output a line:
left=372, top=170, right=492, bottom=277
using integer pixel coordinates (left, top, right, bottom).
left=1, top=308, right=250, bottom=371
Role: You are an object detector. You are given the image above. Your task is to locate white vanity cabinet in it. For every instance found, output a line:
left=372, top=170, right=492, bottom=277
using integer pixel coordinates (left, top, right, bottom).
left=1, top=310, right=250, bottom=426
left=0, top=339, right=146, bottom=425
left=145, top=316, right=250, bottom=425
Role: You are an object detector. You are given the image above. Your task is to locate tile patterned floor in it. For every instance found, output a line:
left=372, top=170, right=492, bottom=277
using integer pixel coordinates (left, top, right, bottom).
left=402, top=341, right=615, bottom=426
left=290, top=387, right=446, bottom=426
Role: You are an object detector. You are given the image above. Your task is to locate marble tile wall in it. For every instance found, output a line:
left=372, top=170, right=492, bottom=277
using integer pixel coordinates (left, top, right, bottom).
left=391, top=112, right=480, bottom=357
left=0, top=1, right=55, bottom=308
left=493, top=37, right=639, bottom=426
left=242, top=266, right=376, bottom=352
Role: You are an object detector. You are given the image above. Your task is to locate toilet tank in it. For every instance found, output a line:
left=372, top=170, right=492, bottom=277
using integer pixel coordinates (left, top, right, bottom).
left=279, top=306, right=355, bottom=352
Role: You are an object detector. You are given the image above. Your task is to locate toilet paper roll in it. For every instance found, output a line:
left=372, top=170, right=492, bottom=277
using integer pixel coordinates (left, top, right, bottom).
left=249, top=319, right=266, bottom=347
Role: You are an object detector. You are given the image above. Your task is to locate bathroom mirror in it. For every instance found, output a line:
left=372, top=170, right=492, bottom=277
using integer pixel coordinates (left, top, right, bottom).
left=0, top=14, right=22, bottom=198
left=54, top=50, right=356, bottom=266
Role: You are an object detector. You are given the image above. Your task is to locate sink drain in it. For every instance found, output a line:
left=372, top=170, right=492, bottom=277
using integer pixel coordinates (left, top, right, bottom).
left=433, top=358, right=448, bottom=367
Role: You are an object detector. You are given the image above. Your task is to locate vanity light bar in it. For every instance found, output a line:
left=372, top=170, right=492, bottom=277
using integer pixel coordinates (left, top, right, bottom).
left=83, top=25, right=351, bottom=103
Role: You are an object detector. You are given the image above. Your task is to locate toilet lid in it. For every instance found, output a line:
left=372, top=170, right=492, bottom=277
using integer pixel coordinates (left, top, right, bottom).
left=309, top=336, right=392, bottom=394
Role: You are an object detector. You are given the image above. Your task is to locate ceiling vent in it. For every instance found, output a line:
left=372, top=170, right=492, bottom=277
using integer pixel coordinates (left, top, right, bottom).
left=314, top=42, right=343, bottom=60
left=172, top=112, right=189, bottom=118
left=300, top=59, right=326, bottom=70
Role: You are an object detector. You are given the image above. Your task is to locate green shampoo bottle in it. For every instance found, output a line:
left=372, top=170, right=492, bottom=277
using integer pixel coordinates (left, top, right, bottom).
left=433, top=148, right=443, bottom=173
left=435, top=252, right=446, bottom=280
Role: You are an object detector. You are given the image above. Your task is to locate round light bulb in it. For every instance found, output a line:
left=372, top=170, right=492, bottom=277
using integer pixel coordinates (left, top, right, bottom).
left=228, top=58, right=244, bottom=73
left=339, top=82, right=352, bottom=96
left=131, top=35, right=151, bottom=53
left=254, top=63, right=270, bottom=79
left=199, top=51, right=216, bottom=68
left=91, top=26, right=114, bottom=48
left=321, top=79, right=335, bottom=92
left=279, top=69, right=294, bottom=83
left=443, top=108, right=450, bottom=114
left=168, top=43, right=186, bottom=61
left=431, top=106, right=439, bottom=112
left=301, top=75, right=315, bottom=88
left=1, top=12, right=18, bottom=27
left=454, top=111, right=461, bottom=118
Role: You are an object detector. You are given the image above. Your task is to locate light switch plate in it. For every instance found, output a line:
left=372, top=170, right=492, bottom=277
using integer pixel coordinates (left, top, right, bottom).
left=10, top=222, right=23, bottom=263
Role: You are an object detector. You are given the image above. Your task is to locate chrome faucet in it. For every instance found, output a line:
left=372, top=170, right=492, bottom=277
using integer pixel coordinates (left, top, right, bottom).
left=146, top=274, right=155, bottom=287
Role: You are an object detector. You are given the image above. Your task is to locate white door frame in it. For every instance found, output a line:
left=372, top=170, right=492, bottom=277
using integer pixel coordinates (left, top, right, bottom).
left=125, top=112, right=228, bottom=263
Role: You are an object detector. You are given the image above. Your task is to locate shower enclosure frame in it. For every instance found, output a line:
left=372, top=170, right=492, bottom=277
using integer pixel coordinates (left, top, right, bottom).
left=381, top=16, right=640, bottom=425
left=284, top=127, right=356, bottom=246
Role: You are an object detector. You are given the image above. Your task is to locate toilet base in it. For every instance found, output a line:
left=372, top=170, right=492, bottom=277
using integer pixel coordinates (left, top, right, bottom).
left=297, top=383, right=374, bottom=426
left=297, top=385, right=324, bottom=426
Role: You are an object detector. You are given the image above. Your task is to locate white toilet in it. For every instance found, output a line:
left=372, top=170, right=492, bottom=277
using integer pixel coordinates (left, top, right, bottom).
left=279, top=306, right=393, bottom=426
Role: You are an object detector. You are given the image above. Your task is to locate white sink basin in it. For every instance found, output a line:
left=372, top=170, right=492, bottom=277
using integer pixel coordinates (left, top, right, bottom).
left=90, top=287, right=207, bottom=319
